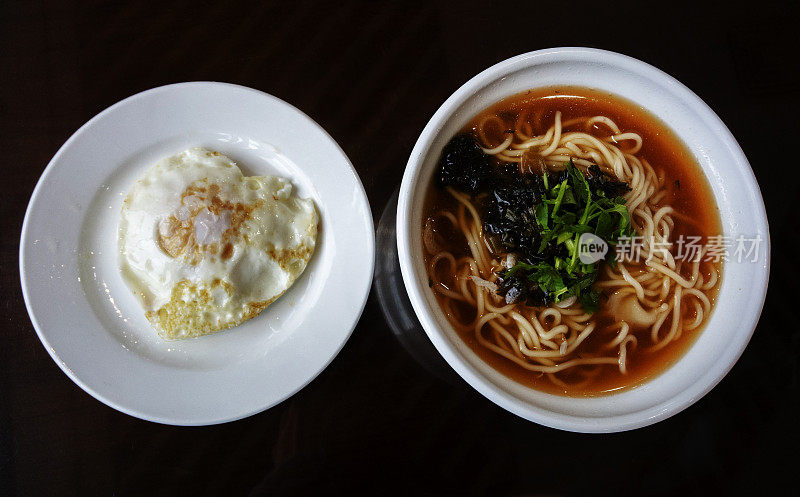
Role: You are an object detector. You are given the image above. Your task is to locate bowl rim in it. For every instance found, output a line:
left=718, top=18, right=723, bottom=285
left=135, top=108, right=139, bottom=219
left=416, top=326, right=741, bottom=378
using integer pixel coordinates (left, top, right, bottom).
left=396, top=47, right=770, bottom=432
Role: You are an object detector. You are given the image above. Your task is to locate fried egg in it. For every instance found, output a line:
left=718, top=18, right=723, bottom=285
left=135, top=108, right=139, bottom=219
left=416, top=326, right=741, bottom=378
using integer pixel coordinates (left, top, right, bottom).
left=119, top=148, right=317, bottom=339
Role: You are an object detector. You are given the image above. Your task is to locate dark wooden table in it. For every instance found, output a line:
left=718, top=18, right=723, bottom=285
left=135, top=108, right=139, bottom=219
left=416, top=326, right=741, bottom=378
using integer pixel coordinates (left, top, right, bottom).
left=2, top=1, right=796, bottom=495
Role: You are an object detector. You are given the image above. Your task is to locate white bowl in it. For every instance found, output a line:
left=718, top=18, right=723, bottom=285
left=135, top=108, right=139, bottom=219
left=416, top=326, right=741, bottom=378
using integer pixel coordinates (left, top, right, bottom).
left=20, top=82, right=374, bottom=425
left=397, top=48, right=770, bottom=432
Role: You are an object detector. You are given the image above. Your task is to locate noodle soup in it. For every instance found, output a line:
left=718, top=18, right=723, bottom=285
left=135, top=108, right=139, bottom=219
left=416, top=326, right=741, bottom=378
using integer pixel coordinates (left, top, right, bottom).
left=422, top=87, right=722, bottom=396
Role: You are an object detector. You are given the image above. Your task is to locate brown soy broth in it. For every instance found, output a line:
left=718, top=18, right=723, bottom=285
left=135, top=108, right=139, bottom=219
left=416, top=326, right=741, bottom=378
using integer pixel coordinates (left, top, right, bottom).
left=422, top=86, right=722, bottom=396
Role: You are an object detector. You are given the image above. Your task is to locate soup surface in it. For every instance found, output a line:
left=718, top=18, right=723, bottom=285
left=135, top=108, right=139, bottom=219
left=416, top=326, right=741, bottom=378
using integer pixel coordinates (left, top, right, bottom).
left=422, top=86, right=722, bottom=396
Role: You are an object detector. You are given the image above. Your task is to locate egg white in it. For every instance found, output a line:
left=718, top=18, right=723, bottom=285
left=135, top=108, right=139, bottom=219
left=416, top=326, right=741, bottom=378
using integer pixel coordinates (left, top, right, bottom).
left=119, top=148, right=317, bottom=339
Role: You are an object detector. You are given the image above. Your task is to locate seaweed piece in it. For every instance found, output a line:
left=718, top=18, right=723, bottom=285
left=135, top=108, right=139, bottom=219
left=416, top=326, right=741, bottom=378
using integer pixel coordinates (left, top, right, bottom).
left=586, top=164, right=631, bottom=198
left=437, top=134, right=490, bottom=193
left=495, top=273, right=549, bottom=306
left=483, top=175, right=548, bottom=261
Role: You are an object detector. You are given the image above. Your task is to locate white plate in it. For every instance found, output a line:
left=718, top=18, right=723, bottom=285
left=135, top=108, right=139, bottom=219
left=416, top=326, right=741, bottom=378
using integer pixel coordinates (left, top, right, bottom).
left=20, top=82, right=374, bottom=425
